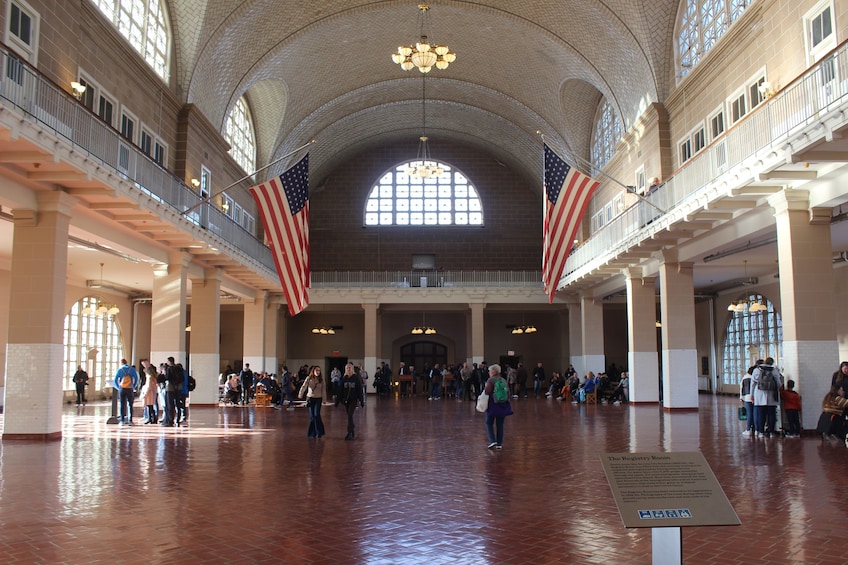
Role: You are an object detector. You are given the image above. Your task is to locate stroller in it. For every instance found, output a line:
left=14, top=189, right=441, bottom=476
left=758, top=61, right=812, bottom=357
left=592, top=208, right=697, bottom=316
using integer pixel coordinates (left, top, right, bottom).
left=816, top=392, right=848, bottom=445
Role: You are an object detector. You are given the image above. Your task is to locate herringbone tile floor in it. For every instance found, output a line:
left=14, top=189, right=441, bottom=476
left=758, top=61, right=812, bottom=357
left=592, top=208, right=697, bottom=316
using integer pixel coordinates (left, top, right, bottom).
left=0, top=394, right=846, bottom=564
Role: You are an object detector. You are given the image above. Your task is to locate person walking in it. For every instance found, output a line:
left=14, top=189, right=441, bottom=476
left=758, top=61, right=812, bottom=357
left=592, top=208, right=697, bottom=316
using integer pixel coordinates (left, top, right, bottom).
left=73, top=365, right=89, bottom=405
left=483, top=364, right=513, bottom=449
left=533, top=362, right=546, bottom=398
left=335, top=362, right=364, bottom=440
left=740, top=363, right=756, bottom=436
left=299, top=366, right=326, bottom=438
left=113, top=359, right=139, bottom=425
left=239, top=363, right=254, bottom=405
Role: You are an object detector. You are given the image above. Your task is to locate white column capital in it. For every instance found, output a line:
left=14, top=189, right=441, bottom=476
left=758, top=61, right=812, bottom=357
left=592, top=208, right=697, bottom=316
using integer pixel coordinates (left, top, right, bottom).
left=767, top=189, right=809, bottom=215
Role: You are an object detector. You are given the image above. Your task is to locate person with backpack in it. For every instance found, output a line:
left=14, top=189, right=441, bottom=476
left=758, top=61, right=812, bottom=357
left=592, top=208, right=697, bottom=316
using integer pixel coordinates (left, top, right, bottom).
left=483, top=364, right=513, bottom=450
left=335, top=363, right=364, bottom=440
left=752, top=357, right=783, bottom=438
left=113, top=358, right=139, bottom=425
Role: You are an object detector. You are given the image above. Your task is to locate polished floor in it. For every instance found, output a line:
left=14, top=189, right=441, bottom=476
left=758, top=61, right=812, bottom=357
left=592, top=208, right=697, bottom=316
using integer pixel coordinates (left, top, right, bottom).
left=0, top=393, right=847, bottom=564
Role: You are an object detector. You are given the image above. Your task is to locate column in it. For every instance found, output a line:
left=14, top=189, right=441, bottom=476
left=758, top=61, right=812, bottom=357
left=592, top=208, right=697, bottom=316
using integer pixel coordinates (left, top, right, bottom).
left=363, top=302, right=379, bottom=394
left=4, top=192, right=76, bottom=439
left=243, top=291, right=267, bottom=371
left=263, top=302, right=278, bottom=374
left=581, top=294, right=605, bottom=375
left=659, top=251, right=698, bottom=410
left=469, top=301, right=486, bottom=365
left=151, top=252, right=190, bottom=365
left=625, top=270, right=660, bottom=403
left=568, top=304, right=585, bottom=376
left=769, top=190, right=838, bottom=430
left=189, top=269, right=221, bottom=405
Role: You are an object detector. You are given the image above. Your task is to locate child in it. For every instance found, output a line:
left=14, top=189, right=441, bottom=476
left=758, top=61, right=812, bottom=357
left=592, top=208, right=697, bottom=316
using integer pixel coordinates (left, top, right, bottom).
left=780, top=380, right=802, bottom=437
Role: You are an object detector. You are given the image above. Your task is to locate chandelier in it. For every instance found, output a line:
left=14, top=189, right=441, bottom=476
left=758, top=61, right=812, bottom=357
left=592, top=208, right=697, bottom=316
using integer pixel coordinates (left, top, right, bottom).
left=81, top=263, right=120, bottom=316
left=511, top=325, right=537, bottom=335
left=311, top=326, right=337, bottom=335
left=728, top=300, right=767, bottom=313
left=391, top=4, right=456, bottom=74
left=411, top=312, right=436, bottom=335
left=406, top=76, right=444, bottom=179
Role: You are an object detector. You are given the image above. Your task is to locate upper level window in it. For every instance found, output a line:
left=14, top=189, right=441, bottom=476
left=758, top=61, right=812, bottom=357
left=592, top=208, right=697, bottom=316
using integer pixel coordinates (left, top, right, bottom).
left=722, top=293, right=782, bottom=386
left=805, top=1, right=836, bottom=63
left=678, top=0, right=753, bottom=79
left=364, top=161, right=483, bottom=226
left=5, top=0, right=38, bottom=64
left=590, top=99, right=622, bottom=172
left=225, top=97, right=257, bottom=175
left=92, top=0, right=169, bottom=81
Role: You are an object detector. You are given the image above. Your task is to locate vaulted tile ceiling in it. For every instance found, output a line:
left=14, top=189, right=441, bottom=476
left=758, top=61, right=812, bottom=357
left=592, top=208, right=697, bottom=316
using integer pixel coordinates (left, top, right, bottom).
left=169, top=1, right=679, bottom=183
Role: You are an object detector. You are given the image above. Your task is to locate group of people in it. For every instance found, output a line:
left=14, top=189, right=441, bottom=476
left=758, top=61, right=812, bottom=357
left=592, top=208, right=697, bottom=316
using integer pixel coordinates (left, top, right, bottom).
left=113, top=357, right=192, bottom=427
left=543, top=366, right=629, bottom=405
left=739, top=357, right=799, bottom=438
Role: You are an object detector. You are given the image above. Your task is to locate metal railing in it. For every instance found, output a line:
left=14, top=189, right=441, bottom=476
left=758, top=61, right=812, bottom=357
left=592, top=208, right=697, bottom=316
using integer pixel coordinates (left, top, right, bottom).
left=310, top=270, right=543, bottom=289
left=564, top=42, right=848, bottom=283
left=0, top=47, right=275, bottom=273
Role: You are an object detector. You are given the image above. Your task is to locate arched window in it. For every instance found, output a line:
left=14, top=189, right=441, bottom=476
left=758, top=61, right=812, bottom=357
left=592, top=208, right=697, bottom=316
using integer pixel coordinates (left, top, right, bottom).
left=92, top=0, right=170, bottom=81
left=364, top=161, right=483, bottom=226
left=63, top=297, right=125, bottom=392
left=678, top=0, right=753, bottom=79
left=225, top=97, right=257, bottom=175
left=590, top=99, right=622, bottom=172
left=721, top=292, right=782, bottom=386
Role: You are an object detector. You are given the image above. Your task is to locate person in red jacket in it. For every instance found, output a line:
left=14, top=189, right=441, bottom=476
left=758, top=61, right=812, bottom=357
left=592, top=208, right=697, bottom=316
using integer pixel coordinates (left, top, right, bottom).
left=780, top=380, right=802, bottom=437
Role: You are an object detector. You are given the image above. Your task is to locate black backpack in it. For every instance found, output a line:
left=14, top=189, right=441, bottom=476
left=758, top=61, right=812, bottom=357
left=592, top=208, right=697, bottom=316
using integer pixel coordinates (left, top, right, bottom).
left=758, top=368, right=777, bottom=392
left=187, top=375, right=196, bottom=392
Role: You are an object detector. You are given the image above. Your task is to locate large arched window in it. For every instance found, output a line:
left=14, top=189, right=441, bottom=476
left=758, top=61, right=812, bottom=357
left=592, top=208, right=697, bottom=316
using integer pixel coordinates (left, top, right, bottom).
left=364, top=161, right=483, bottom=226
left=722, top=292, right=782, bottom=386
left=678, top=0, right=753, bottom=79
left=590, top=99, right=622, bottom=172
left=225, top=97, right=257, bottom=175
left=63, top=297, right=125, bottom=392
left=92, top=0, right=170, bottom=81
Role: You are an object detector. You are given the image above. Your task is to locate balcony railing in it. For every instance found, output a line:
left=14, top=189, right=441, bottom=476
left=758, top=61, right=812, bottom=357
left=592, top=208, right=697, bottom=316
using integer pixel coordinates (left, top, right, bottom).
left=0, top=46, right=275, bottom=273
left=564, top=41, right=848, bottom=284
left=310, top=271, right=543, bottom=289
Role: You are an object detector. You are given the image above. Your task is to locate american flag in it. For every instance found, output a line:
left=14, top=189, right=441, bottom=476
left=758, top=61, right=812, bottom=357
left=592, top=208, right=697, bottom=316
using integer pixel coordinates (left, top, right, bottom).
left=249, top=154, right=310, bottom=316
left=542, top=144, right=600, bottom=302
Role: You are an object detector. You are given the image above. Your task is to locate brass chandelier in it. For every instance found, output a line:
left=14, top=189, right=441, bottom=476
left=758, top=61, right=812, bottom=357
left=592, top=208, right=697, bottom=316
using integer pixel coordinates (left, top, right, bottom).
left=406, top=75, right=443, bottom=179
left=391, top=4, right=456, bottom=74
left=81, top=263, right=120, bottom=316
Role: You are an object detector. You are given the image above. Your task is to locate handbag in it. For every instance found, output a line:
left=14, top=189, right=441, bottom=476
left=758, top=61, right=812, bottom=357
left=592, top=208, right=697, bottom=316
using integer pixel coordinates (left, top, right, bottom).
left=476, top=391, right=490, bottom=413
left=737, top=406, right=747, bottom=421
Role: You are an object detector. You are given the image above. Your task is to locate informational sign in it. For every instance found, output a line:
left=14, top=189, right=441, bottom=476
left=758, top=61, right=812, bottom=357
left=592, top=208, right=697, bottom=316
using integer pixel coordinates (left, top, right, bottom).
left=600, top=452, right=740, bottom=528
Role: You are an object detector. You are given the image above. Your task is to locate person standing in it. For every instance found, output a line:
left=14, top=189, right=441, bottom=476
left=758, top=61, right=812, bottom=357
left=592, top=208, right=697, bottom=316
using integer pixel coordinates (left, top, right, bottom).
left=162, top=357, right=183, bottom=427
left=336, top=363, right=364, bottom=440
left=483, top=364, right=513, bottom=449
left=239, top=363, right=254, bottom=405
left=533, top=362, right=546, bottom=398
left=752, top=357, right=782, bottom=438
left=299, top=366, right=326, bottom=438
left=429, top=363, right=441, bottom=400
left=740, top=364, right=755, bottom=436
left=73, top=365, right=89, bottom=405
left=780, top=380, right=802, bottom=437
left=140, top=359, right=159, bottom=423
left=516, top=363, right=528, bottom=398
left=113, top=359, right=139, bottom=425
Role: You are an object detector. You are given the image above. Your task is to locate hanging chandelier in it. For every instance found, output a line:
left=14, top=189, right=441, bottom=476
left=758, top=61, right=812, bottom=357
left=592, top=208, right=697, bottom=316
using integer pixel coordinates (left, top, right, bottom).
left=728, top=300, right=767, bottom=313
left=406, top=75, right=444, bottom=180
left=311, top=326, right=337, bottom=335
left=511, top=325, right=537, bottom=335
left=391, top=4, right=456, bottom=74
left=411, top=312, right=436, bottom=335
left=81, top=263, right=120, bottom=316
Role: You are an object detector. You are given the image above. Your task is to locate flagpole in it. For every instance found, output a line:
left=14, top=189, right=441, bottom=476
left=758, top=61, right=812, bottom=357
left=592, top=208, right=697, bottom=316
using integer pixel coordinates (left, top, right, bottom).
left=536, top=131, right=666, bottom=215
left=180, top=139, right=315, bottom=217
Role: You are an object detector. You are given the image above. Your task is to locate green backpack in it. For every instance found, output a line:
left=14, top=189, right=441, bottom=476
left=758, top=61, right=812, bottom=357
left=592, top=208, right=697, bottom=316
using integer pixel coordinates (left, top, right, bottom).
left=493, top=377, right=509, bottom=403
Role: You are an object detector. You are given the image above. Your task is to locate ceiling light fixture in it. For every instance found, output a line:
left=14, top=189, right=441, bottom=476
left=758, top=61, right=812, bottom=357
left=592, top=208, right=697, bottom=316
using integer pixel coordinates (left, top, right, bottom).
left=411, top=313, right=436, bottom=335
left=81, top=263, right=120, bottom=316
left=406, top=75, right=444, bottom=180
left=311, top=326, right=339, bottom=335
left=391, top=4, right=455, bottom=74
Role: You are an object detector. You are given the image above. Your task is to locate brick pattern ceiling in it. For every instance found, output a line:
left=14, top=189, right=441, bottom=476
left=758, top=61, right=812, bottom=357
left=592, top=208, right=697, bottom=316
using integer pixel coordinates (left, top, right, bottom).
left=168, top=0, right=680, bottom=183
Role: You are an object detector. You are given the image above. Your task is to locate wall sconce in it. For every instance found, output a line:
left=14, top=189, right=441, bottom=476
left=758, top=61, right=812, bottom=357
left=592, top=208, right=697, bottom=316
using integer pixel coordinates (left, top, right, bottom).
left=185, top=324, right=192, bottom=332
left=190, top=178, right=200, bottom=188
left=655, top=320, right=662, bottom=328
left=758, top=81, right=776, bottom=100
left=70, top=81, right=86, bottom=99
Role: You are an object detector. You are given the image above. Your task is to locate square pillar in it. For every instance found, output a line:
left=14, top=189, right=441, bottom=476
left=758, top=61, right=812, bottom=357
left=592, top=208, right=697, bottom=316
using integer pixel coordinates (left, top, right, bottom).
left=659, top=252, right=698, bottom=409
left=581, top=294, right=605, bottom=375
left=626, top=271, right=660, bottom=403
left=189, top=269, right=221, bottom=405
left=151, top=252, right=190, bottom=365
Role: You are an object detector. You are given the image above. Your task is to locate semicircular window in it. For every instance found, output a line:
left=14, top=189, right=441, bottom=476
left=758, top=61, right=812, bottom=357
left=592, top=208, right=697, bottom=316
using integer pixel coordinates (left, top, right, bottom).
left=364, top=161, right=483, bottom=226
left=721, top=292, right=783, bottom=387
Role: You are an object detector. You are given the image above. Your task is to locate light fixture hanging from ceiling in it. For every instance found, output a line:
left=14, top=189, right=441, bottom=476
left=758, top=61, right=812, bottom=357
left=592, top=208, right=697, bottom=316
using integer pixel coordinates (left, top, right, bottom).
left=311, top=326, right=338, bottom=335
left=727, top=261, right=767, bottom=313
left=81, top=263, right=120, bottom=316
left=406, top=75, right=444, bottom=180
left=510, top=313, right=537, bottom=334
left=391, top=3, right=456, bottom=74
left=411, top=312, right=436, bottom=335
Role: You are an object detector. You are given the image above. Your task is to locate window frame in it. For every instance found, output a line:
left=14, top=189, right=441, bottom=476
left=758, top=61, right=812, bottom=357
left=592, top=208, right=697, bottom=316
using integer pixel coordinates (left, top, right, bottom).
left=140, top=124, right=167, bottom=167
left=805, top=0, right=837, bottom=63
left=634, top=165, right=646, bottom=195
left=92, top=0, right=170, bottom=81
left=708, top=105, right=725, bottom=141
left=5, top=0, right=38, bottom=64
